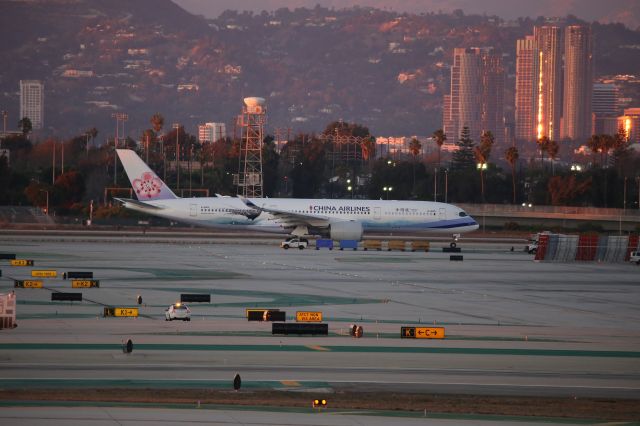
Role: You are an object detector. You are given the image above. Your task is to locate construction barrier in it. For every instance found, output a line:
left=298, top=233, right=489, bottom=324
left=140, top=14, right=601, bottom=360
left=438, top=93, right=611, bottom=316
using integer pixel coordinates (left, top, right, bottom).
left=626, top=235, right=639, bottom=261
left=410, top=241, right=430, bottom=252
left=339, top=240, right=358, bottom=250
left=535, top=233, right=639, bottom=263
left=387, top=240, right=407, bottom=251
left=0, top=292, right=17, bottom=329
left=315, top=239, right=334, bottom=250
left=363, top=240, right=382, bottom=251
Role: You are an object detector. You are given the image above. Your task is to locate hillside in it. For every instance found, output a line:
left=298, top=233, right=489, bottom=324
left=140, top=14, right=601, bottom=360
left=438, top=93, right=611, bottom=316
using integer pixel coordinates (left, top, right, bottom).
left=0, top=1, right=639, bottom=138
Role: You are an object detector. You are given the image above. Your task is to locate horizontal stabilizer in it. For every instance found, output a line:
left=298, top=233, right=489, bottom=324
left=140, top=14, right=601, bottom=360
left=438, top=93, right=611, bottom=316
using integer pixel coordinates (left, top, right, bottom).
left=114, top=198, right=163, bottom=210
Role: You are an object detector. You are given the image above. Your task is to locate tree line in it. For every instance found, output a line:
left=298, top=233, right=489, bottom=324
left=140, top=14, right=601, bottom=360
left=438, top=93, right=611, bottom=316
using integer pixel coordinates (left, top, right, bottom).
left=1, top=114, right=639, bottom=218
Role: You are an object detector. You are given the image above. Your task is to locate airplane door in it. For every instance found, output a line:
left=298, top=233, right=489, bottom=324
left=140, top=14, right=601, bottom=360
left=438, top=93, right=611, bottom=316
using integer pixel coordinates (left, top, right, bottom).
left=190, top=204, right=198, bottom=217
left=374, top=207, right=381, bottom=220
left=438, top=208, right=446, bottom=220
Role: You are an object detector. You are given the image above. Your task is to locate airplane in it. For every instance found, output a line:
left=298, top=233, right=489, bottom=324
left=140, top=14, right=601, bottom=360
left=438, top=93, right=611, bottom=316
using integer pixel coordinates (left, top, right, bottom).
left=115, top=149, right=479, bottom=246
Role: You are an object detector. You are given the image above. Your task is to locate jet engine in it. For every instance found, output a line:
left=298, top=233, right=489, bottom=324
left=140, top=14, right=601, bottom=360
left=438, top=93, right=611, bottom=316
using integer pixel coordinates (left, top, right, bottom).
left=328, top=220, right=363, bottom=241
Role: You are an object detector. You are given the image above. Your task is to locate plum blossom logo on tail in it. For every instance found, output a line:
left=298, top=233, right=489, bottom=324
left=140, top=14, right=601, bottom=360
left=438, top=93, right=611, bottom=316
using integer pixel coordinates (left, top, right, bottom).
left=133, top=172, right=163, bottom=199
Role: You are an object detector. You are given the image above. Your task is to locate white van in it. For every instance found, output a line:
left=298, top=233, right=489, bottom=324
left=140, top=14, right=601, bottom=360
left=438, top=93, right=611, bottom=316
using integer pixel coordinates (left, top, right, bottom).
left=630, top=251, right=640, bottom=265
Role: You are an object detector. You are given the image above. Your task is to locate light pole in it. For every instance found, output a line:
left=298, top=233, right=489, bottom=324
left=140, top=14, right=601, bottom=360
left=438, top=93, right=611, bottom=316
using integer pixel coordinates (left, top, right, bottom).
left=636, top=176, right=640, bottom=211
left=112, top=112, right=128, bottom=185
left=52, top=141, right=56, bottom=184
left=173, top=123, right=180, bottom=191
left=434, top=168, right=438, bottom=202
left=444, top=169, right=448, bottom=204
left=383, top=186, right=393, bottom=200
left=623, top=177, right=627, bottom=211
left=39, top=189, right=49, bottom=215
left=1, top=110, right=6, bottom=148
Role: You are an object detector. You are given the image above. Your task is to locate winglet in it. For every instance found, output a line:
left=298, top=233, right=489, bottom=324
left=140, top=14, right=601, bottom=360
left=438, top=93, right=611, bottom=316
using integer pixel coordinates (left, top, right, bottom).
left=116, top=149, right=178, bottom=200
left=239, top=196, right=260, bottom=210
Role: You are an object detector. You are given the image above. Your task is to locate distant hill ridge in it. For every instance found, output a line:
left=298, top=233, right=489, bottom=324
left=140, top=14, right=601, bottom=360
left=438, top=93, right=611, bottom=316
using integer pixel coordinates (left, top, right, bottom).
left=0, top=1, right=639, bottom=137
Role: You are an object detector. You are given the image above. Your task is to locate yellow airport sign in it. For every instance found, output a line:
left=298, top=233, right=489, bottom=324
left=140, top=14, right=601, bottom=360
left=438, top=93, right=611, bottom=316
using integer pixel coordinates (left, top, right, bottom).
left=15, top=280, right=43, bottom=288
left=10, top=259, right=34, bottom=266
left=415, top=327, right=445, bottom=339
left=296, top=311, right=323, bottom=322
left=114, top=308, right=138, bottom=317
left=31, top=270, right=57, bottom=278
left=71, top=280, right=100, bottom=288
left=114, top=307, right=139, bottom=317
left=401, top=326, right=445, bottom=339
left=246, top=308, right=268, bottom=318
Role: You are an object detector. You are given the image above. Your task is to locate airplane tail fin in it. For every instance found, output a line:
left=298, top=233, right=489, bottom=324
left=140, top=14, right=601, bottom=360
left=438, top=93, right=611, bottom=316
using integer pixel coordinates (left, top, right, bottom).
left=116, top=149, right=178, bottom=200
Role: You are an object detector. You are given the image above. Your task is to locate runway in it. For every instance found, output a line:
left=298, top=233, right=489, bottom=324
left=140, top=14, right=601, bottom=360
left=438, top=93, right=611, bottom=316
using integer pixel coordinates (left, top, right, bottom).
left=0, top=234, right=639, bottom=422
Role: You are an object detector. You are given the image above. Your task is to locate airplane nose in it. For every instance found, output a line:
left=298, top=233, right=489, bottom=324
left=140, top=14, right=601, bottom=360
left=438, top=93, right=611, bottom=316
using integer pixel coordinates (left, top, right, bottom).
left=470, top=217, right=479, bottom=230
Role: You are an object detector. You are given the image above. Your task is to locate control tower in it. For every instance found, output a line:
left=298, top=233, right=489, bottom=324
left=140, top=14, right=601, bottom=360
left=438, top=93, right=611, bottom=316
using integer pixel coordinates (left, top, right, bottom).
left=235, top=97, right=266, bottom=198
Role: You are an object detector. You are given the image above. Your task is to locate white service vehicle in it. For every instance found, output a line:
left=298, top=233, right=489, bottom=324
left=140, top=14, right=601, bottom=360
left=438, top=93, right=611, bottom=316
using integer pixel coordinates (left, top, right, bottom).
left=165, top=303, right=191, bottom=321
left=525, top=240, right=538, bottom=254
left=280, top=237, right=309, bottom=250
left=630, top=251, right=640, bottom=265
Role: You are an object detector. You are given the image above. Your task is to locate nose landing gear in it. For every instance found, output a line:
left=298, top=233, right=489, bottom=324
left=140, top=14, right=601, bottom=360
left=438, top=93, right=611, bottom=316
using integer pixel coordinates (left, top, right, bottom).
left=450, top=233, right=461, bottom=248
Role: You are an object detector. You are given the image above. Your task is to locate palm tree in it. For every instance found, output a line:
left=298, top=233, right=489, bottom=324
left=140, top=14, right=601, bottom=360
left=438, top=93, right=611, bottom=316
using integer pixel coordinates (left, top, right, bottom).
left=142, top=129, right=155, bottom=163
left=150, top=113, right=164, bottom=133
left=587, top=134, right=600, bottom=166
left=474, top=131, right=494, bottom=202
left=505, top=146, right=519, bottom=204
left=87, top=127, right=98, bottom=149
left=547, top=139, right=559, bottom=175
left=432, top=129, right=446, bottom=168
left=151, top=113, right=165, bottom=178
left=536, top=135, right=550, bottom=169
left=18, top=117, right=32, bottom=136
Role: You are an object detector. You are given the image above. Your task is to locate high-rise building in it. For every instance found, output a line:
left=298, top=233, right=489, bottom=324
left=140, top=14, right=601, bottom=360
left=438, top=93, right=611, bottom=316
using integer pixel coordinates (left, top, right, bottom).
left=515, top=36, right=539, bottom=141
left=534, top=26, right=563, bottom=141
left=481, top=52, right=505, bottom=145
left=19, top=80, right=44, bottom=130
left=618, top=108, right=640, bottom=144
left=562, top=25, right=594, bottom=141
left=593, top=83, right=620, bottom=135
left=443, top=47, right=504, bottom=145
left=198, top=122, right=226, bottom=143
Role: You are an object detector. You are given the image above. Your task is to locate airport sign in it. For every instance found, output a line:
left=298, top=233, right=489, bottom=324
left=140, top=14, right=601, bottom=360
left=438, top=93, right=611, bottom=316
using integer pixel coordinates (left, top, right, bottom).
left=10, top=259, right=34, bottom=266
left=14, top=280, right=43, bottom=288
left=245, top=308, right=275, bottom=318
left=114, top=307, right=139, bottom=317
left=296, top=311, right=323, bottom=322
left=31, top=270, right=57, bottom=278
left=71, top=280, right=100, bottom=288
left=401, top=326, right=445, bottom=339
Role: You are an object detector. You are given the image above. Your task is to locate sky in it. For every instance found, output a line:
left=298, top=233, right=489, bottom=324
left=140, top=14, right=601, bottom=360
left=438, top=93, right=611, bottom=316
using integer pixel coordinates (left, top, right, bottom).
left=173, top=0, right=640, bottom=29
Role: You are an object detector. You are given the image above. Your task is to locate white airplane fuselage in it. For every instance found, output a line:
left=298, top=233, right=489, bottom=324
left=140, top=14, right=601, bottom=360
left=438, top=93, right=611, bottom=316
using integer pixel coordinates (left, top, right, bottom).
left=115, top=148, right=478, bottom=239
left=121, top=196, right=479, bottom=235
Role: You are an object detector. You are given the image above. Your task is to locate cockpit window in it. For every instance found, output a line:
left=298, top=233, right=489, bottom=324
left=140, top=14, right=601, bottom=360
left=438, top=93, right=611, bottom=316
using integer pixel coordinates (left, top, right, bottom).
left=459, top=211, right=468, bottom=217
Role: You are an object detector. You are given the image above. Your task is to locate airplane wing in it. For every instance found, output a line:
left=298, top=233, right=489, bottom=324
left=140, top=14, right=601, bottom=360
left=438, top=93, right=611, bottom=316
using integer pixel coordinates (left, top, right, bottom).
left=241, top=198, right=331, bottom=228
